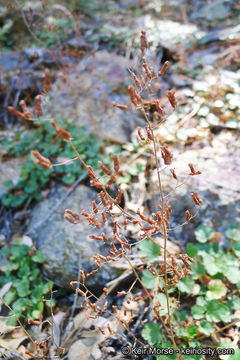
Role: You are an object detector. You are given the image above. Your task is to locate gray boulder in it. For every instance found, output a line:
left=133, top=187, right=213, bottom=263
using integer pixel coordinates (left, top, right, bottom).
left=28, top=185, right=116, bottom=289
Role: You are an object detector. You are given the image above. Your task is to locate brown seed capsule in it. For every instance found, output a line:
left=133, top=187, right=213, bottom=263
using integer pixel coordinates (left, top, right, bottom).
left=19, top=100, right=32, bottom=119
left=140, top=30, right=148, bottom=54
left=41, top=339, right=47, bottom=354
left=115, top=189, right=122, bottom=204
left=8, top=106, right=26, bottom=119
left=65, top=209, right=80, bottom=220
left=179, top=255, right=192, bottom=271
left=191, top=191, right=202, bottom=206
left=161, top=147, right=173, bottom=165
left=185, top=210, right=191, bottom=222
left=90, top=179, right=104, bottom=189
left=154, top=100, right=164, bottom=116
left=145, top=125, right=153, bottom=141
left=35, top=95, right=42, bottom=117
left=137, top=209, right=155, bottom=225
left=170, top=168, right=177, bottom=180
left=107, top=174, right=116, bottom=186
left=188, top=163, right=201, bottom=176
left=128, top=85, right=142, bottom=105
left=99, top=191, right=107, bottom=206
left=112, top=101, right=128, bottom=111
left=32, top=151, right=52, bottom=169
left=158, top=61, right=169, bottom=77
left=130, top=71, right=141, bottom=88
left=101, top=232, right=109, bottom=243
left=112, top=154, right=120, bottom=173
left=112, top=305, right=117, bottom=313
left=28, top=319, right=41, bottom=325
left=64, top=214, right=78, bottom=224
left=80, top=270, right=85, bottom=282
left=92, top=200, right=98, bottom=214
left=50, top=120, right=71, bottom=141
left=117, top=291, right=127, bottom=296
left=137, top=127, right=146, bottom=141
left=44, top=68, right=51, bottom=93
left=185, top=254, right=195, bottom=263
left=103, top=287, right=108, bottom=296
left=98, top=161, right=112, bottom=176
left=87, top=165, right=97, bottom=179
left=77, top=289, right=86, bottom=297
left=167, top=90, right=177, bottom=108
left=98, top=327, right=106, bottom=335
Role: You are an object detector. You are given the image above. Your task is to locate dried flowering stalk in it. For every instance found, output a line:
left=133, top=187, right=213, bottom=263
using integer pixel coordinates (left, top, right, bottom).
left=16, top=29, right=206, bottom=359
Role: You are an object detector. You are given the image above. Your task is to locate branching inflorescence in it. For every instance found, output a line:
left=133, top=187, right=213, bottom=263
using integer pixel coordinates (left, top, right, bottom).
left=8, top=31, right=203, bottom=358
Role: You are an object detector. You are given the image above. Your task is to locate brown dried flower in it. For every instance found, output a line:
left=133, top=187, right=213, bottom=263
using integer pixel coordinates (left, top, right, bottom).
left=32, top=151, right=52, bottom=169
left=161, top=147, right=173, bottom=165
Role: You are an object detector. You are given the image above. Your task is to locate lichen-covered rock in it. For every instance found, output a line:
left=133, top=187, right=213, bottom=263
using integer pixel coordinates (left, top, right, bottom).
left=28, top=185, right=115, bottom=289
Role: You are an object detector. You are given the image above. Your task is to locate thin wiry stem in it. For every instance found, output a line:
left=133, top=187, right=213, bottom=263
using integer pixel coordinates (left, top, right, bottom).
left=140, top=107, right=181, bottom=359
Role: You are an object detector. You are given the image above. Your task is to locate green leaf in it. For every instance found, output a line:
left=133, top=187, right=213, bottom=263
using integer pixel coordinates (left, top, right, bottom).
left=18, top=264, right=30, bottom=278
left=225, top=227, right=240, bottom=242
left=176, top=327, right=188, bottom=338
left=186, top=243, right=198, bottom=258
left=32, top=250, right=45, bottom=263
left=196, top=296, right=207, bottom=307
left=195, top=225, right=214, bottom=243
left=187, top=326, right=198, bottom=338
left=199, top=321, right=215, bottom=336
left=29, top=268, right=40, bottom=281
left=62, top=173, right=76, bottom=184
left=141, top=269, right=158, bottom=290
left=206, top=300, right=231, bottom=322
left=30, top=309, right=42, bottom=319
left=206, top=280, right=227, bottom=300
left=32, top=285, right=44, bottom=301
left=202, top=253, right=221, bottom=276
left=15, top=278, right=30, bottom=297
left=42, top=281, right=53, bottom=294
left=191, top=304, right=205, bottom=320
left=178, top=276, right=194, bottom=294
left=138, top=239, right=161, bottom=261
left=141, top=323, right=163, bottom=344
left=3, top=289, right=16, bottom=305
left=192, top=261, right=205, bottom=278
left=1, top=194, right=14, bottom=206
left=224, top=267, right=240, bottom=284
left=12, top=298, right=30, bottom=313
left=228, top=295, right=240, bottom=311
left=3, top=180, right=13, bottom=189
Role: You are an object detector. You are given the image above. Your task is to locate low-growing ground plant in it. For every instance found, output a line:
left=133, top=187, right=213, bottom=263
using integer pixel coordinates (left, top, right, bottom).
left=2, top=121, right=105, bottom=208
left=0, top=238, right=54, bottom=325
